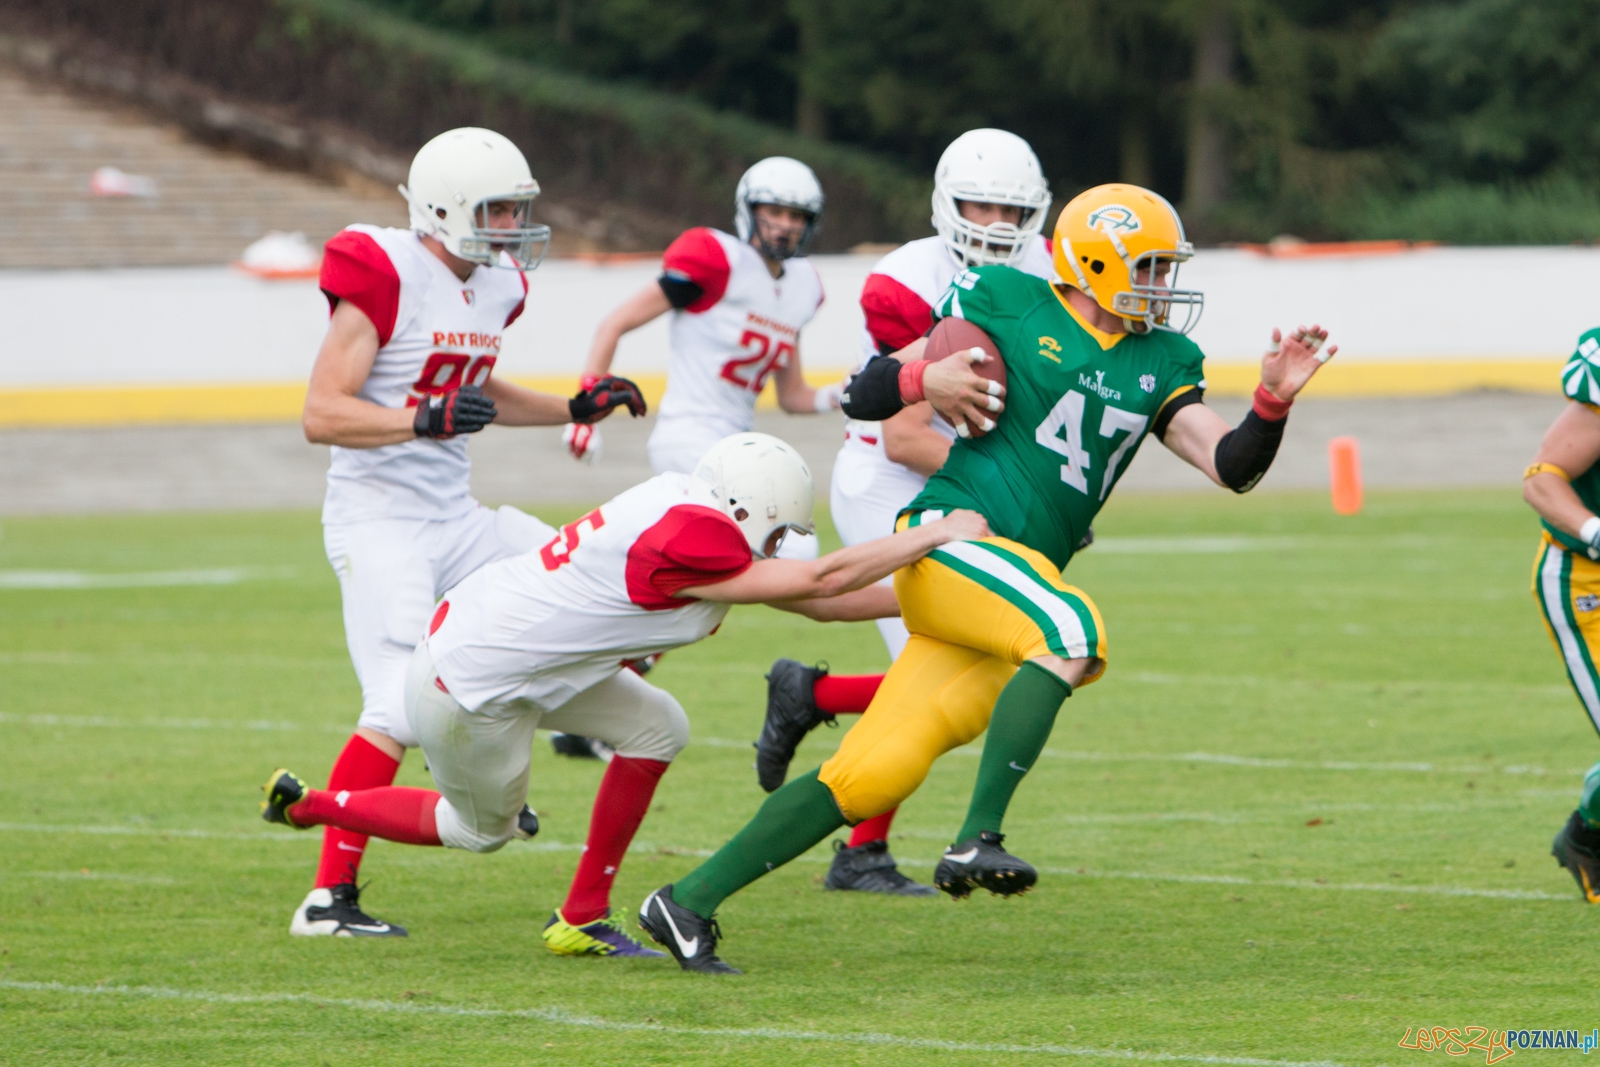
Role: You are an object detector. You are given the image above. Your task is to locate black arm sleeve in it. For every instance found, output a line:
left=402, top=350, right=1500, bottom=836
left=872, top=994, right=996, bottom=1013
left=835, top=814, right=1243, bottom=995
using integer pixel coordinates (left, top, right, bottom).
left=1213, top=408, right=1287, bottom=493
left=839, top=355, right=907, bottom=421
left=1152, top=386, right=1205, bottom=440
left=657, top=271, right=705, bottom=310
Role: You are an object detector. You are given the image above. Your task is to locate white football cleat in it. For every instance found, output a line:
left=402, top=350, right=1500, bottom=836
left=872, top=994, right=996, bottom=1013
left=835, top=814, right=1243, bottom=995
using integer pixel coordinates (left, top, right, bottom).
left=290, top=883, right=407, bottom=938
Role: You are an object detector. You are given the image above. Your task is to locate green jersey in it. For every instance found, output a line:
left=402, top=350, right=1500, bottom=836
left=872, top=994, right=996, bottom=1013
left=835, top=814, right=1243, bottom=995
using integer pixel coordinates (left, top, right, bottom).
left=910, top=266, right=1207, bottom=569
left=1548, top=327, right=1600, bottom=554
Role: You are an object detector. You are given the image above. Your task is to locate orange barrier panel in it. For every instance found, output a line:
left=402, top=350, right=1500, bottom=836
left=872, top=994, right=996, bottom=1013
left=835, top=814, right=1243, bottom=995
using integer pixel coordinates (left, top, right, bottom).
left=1329, top=436, right=1363, bottom=515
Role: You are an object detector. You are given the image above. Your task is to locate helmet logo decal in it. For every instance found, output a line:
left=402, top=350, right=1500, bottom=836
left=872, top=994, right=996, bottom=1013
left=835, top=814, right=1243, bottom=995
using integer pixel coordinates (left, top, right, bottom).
left=1086, top=204, right=1142, bottom=235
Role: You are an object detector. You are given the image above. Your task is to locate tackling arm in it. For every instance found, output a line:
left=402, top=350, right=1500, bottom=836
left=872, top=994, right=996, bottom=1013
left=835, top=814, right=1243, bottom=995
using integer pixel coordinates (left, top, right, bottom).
left=769, top=584, right=901, bottom=622
left=680, top=509, right=991, bottom=604
left=1525, top=402, right=1600, bottom=545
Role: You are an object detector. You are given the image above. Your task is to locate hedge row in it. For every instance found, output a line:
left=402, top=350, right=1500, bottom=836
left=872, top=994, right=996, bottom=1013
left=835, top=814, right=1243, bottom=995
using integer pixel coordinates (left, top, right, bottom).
left=0, top=0, right=931, bottom=248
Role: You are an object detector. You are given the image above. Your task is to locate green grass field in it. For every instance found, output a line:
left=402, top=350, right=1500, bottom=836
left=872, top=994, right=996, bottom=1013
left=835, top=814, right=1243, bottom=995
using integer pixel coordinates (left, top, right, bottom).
left=1, top=488, right=1594, bottom=1065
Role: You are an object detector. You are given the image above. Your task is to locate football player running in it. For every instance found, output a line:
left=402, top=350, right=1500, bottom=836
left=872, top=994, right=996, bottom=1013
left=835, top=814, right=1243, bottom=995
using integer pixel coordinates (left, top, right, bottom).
left=641, top=183, right=1335, bottom=974
left=261, top=434, right=988, bottom=960
left=293, top=127, right=647, bottom=938
left=1522, top=328, right=1600, bottom=901
left=570, top=156, right=840, bottom=480
left=760, top=129, right=1057, bottom=897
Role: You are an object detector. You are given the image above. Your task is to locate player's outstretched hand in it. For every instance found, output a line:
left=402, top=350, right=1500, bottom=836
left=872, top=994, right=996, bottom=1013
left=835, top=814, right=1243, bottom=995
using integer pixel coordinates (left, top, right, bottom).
left=1261, top=325, right=1336, bottom=403
left=569, top=374, right=648, bottom=424
left=930, top=508, right=992, bottom=543
left=924, top=348, right=1005, bottom=435
left=414, top=384, right=497, bottom=439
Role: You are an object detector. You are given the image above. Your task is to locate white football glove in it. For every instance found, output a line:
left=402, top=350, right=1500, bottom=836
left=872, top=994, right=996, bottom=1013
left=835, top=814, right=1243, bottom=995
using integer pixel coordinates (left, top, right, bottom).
left=563, top=422, right=602, bottom=464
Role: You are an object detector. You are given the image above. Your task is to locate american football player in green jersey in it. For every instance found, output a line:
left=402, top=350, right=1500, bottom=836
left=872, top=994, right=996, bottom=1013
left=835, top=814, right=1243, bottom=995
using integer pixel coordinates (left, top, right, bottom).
left=638, top=183, right=1336, bottom=974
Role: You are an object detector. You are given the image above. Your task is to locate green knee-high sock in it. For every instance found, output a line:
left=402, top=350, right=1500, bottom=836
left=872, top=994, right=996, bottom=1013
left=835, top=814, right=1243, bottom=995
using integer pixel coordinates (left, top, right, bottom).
left=955, top=661, right=1072, bottom=843
left=673, top=768, right=846, bottom=919
left=1580, top=761, right=1600, bottom=828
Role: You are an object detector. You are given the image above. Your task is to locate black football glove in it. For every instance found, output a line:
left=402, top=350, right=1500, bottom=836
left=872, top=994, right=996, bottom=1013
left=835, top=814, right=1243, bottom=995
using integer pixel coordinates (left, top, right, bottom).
left=414, top=384, right=497, bottom=439
left=569, top=374, right=648, bottom=424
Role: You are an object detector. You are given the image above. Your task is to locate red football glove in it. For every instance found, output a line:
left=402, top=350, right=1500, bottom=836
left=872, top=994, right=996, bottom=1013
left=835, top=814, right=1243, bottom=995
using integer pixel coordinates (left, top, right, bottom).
left=569, top=374, right=647, bottom=423
left=414, top=384, right=496, bottom=439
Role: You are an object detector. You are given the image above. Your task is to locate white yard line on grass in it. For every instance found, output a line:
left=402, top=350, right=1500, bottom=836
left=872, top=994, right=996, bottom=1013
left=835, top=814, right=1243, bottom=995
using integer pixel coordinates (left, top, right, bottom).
left=0, top=979, right=1351, bottom=1066
left=0, top=567, right=299, bottom=589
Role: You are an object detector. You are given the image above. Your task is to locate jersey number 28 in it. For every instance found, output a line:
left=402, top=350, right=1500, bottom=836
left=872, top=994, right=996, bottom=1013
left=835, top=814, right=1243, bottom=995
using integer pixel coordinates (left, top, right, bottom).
left=1035, top=390, right=1149, bottom=501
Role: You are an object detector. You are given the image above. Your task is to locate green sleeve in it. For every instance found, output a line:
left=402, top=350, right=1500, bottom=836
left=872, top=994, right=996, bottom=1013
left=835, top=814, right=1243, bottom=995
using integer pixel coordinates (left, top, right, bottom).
left=1562, top=328, right=1600, bottom=406
left=1156, top=332, right=1209, bottom=414
left=931, top=265, right=1008, bottom=333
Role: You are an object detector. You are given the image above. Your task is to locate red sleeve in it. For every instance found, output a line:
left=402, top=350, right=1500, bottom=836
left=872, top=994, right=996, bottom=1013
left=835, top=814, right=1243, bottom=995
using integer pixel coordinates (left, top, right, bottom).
left=860, top=272, right=933, bottom=354
left=505, top=271, right=529, bottom=328
left=625, top=505, right=753, bottom=610
left=319, top=230, right=401, bottom=346
left=1043, top=236, right=1054, bottom=255
left=661, top=228, right=731, bottom=314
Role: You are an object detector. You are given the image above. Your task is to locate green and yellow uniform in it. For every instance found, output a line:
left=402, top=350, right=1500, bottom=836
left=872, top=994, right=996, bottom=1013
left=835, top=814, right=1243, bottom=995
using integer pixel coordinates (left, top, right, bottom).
left=1533, top=327, right=1600, bottom=738
left=819, top=266, right=1205, bottom=821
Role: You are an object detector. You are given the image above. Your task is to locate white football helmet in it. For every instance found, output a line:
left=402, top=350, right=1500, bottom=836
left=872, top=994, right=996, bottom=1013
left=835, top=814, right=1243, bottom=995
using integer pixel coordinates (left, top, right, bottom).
left=691, top=433, right=815, bottom=559
left=931, top=129, right=1052, bottom=267
left=735, top=157, right=825, bottom=260
left=399, top=127, right=551, bottom=271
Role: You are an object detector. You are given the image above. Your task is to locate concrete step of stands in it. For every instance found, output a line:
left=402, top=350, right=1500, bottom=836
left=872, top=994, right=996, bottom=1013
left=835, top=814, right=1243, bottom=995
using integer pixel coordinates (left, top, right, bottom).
left=0, top=66, right=405, bottom=269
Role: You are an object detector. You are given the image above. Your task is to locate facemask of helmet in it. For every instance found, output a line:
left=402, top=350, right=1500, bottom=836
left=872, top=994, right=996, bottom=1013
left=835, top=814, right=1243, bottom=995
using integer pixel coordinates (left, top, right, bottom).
left=735, top=157, right=825, bottom=262
left=691, top=432, right=815, bottom=559
left=400, top=127, right=552, bottom=272
left=931, top=129, right=1052, bottom=267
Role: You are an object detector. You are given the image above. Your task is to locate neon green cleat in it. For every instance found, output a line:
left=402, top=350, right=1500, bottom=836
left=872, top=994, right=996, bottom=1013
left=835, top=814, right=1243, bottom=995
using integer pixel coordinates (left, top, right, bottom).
left=260, top=768, right=309, bottom=828
left=542, top=909, right=667, bottom=958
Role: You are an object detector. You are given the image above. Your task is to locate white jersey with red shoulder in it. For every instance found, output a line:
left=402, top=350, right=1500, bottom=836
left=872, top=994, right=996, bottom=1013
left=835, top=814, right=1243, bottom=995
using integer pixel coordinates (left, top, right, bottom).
left=841, top=234, right=1056, bottom=470
left=318, top=225, right=529, bottom=524
left=655, top=227, right=824, bottom=435
left=425, top=472, right=752, bottom=713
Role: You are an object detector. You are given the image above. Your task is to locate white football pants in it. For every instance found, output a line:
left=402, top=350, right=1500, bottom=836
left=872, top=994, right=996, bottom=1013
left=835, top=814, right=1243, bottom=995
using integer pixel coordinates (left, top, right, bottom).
left=323, top=504, right=555, bottom=748
left=403, top=642, right=690, bottom=853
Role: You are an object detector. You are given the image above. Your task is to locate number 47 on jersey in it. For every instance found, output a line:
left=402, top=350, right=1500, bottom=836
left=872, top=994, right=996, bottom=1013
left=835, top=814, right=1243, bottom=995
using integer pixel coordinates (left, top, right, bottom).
left=1035, top=389, right=1148, bottom=501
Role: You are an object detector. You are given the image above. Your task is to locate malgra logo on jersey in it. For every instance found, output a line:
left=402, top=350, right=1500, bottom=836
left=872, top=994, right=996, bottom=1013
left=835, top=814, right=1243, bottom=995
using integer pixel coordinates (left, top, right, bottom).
left=1086, top=204, right=1142, bottom=235
left=431, top=331, right=503, bottom=351
left=1079, top=369, right=1122, bottom=401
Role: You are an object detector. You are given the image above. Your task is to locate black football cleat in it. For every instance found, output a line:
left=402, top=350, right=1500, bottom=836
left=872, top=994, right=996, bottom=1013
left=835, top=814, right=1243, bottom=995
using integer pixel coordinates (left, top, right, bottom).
left=825, top=839, right=937, bottom=896
left=514, top=804, right=540, bottom=840
left=290, top=881, right=408, bottom=938
left=934, top=830, right=1037, bottom=899
left=260, top=769, right=309, bottom=828
left=1552, top=810, right=1600, bottom=903
left=755, top=659, right=834, bottom=793
left=638, top=885, right=741, bottom=975
left=550, top=732, right=615, bottom=761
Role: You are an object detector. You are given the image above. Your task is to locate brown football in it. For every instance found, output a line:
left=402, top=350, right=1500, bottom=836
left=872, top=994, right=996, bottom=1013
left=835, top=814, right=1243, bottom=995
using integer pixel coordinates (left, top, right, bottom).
left=924, top=316, right=1006, bottom=437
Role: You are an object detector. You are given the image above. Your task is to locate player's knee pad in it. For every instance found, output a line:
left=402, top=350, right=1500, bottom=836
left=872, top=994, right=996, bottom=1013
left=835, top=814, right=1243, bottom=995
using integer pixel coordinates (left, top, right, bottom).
left=820, top=637, right=1013, bottom=822
left=434, top=796, right=514, bottom=854
left=612, top=685, right=690, bottom=763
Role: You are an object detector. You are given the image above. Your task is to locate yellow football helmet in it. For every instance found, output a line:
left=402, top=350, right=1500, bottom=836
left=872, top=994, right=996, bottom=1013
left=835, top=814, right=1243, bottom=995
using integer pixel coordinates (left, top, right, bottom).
left=1052, top=184, right=1203, bottom=335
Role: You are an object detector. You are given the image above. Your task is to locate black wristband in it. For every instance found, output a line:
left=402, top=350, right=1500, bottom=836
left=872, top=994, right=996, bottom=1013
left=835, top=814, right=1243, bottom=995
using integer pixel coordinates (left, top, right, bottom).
left=1213, top=407, right=1286, bottom=493
left=658, top=272, right=705, bottom=310
left=840, top=355, right=906, bottom=421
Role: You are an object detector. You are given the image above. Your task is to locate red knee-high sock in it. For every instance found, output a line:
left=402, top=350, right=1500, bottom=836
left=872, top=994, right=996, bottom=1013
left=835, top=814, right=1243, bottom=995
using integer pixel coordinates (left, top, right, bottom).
left=848, top=808, right=898, bottom=848
left=814, top=673, right=884, bottom=715
left=315, top=734, right=402, bottom=888
left=294, top=786, right=441, bottom=846
left=561, top=756, right=670, bottom=926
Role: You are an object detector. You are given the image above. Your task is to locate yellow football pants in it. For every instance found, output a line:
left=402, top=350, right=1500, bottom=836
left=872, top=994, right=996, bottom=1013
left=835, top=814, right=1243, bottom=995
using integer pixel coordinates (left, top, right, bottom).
left=1533, top=534, right=1600, bottom=736
left=819, top=527, right=1107, bottom=822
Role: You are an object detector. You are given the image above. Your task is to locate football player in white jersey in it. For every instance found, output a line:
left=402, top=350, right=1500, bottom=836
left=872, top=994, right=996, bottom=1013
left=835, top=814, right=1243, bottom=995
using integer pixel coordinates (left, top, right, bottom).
left=262, top=434, right=988, bottom=963
left=570, top=156, right=841, bottom=475
left=292, top=127, right=647, bottom=938
left=755, top=129, right=1057, bottom=897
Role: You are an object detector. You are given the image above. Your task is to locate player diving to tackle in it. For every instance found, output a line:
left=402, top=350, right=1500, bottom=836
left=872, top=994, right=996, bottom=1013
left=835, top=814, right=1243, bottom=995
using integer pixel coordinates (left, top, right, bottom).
left=292, top=127, right=647, bottom=937
left=261, top=434, right=988, bottom=958
left=1522, top=328, right=1600, bottom=900
left=639, top=183, right=1336, bottom=974
left=760, top=128, right=1060, bottom=896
